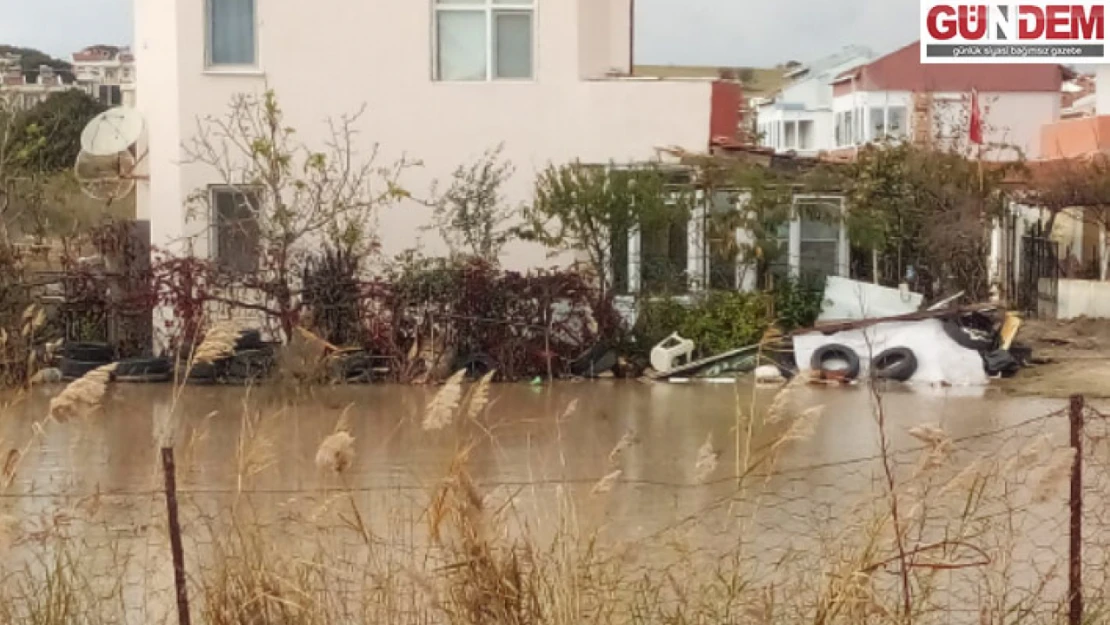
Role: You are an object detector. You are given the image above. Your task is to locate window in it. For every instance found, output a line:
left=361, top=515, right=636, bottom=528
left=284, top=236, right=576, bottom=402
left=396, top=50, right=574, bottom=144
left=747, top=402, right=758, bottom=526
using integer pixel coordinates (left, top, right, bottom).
left=639, top=196, right=689, bottom=294
left=869, top=106, right=885, bottom=140
left=435, top=0, right=534, bottom=81
left=784, top=121, right=797, bottom=150
left=795, top=197, right=844, bottom=282
left=844, top=111, right=853, bottom=146
left=835, top=114, right=843, bottom=147
left=98, top=85, right=122, bottom=106
left=708, top=191, right=740, bottom=290
left=887, top=106, right=907, bottom=138
left=207, top=0, right=256, bottom=67
left=212, top=186, right=261, bottom=273
left=798, top=120, right=814, bottom=150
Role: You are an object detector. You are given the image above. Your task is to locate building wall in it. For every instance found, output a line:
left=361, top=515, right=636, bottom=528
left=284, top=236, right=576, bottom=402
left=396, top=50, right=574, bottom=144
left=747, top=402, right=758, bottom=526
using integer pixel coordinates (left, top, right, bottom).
left=830, top=90, right=1057, bottom=159
left=1098, top=66, right=1110, bottom=116
left=135, top=0, right=714, bottom=270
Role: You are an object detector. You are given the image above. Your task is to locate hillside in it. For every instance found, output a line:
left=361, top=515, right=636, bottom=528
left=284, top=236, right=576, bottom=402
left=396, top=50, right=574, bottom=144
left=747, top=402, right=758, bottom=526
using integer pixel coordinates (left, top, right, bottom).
left=633, top=65, right=790, bottom=97
left=0, top=45, right=73, bottom=82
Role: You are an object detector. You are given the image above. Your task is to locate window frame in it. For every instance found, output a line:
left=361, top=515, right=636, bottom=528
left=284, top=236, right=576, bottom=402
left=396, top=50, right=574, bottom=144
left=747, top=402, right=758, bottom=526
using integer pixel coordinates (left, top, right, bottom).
left=432, top=0, right=536, bottom=82
left=205, top=0, right=260, bottom=71
left=210, top=185, right=263, bottom=274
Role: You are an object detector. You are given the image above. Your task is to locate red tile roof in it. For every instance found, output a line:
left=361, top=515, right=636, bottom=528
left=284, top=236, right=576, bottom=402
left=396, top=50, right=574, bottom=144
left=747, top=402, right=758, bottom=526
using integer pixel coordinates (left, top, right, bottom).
left=839, top=41, right=1070, bottom=93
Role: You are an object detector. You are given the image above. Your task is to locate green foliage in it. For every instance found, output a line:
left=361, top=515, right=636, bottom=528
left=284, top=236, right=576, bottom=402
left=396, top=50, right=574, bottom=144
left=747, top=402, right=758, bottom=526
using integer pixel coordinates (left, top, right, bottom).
left=632, top=274, right=823, bottom=359
left=771, top=275, right=826, bottom=332
left=429, top=144, right=515, bottom=263
left=843, top=142, right=1014, bottom=299
left=633, top=291, right=774, bottom=358
left=521, top=162, right=687, bottom=297
left=0, top=45, right=73, bottom=81
left=8, top=90, right=106, bottom=172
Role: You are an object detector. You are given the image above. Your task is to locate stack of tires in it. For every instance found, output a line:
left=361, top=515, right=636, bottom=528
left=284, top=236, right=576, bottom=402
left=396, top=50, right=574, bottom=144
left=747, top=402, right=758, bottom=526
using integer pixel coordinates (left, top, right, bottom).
left=185, top=329, right=276, bottom=385
left=59, top=342, right=115, bottom=381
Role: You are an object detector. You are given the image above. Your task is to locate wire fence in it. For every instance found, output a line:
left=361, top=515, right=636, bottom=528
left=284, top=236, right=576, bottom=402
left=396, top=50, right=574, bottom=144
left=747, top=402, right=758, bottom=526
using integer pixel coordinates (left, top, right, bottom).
left=0, top=395, right=1104, bottom=624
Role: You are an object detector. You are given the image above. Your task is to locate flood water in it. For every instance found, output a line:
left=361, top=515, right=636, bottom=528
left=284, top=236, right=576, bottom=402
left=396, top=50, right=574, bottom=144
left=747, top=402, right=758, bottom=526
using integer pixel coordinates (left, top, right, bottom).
left=0, top=380, right=1090, bottom=623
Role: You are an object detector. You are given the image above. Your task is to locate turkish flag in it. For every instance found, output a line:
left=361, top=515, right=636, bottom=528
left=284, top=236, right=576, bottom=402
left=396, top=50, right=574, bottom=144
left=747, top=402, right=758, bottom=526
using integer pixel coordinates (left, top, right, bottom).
left=969, top=90, right=983, bottom=145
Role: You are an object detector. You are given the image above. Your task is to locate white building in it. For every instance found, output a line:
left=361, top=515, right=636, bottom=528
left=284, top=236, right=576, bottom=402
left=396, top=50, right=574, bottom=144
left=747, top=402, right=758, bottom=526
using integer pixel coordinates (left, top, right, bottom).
left=133, top=0, right=739, bottom=275
left=71, top=45, right=136, bottom=107
left=829, top=42, right=1067, bottom=161
left=755, top=46, right=875, bottom=156
left=0, top=61, right=73, bottom=110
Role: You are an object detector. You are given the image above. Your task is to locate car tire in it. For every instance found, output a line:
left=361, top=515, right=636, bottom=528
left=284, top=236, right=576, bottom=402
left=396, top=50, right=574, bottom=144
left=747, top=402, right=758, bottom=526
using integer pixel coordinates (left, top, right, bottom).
left=63, top=342, right=114, bottom=363
left=871, top=347, right=918, bottom=382
left=942, top=318, right=995, bottom=352
left=454, top=352, right=497, bottom=379
left=59, top=357, right=107, bottom=381
left=810, top=344, right=861, bottom=380
left=235, top=329, right=263, bottom=350
left=225, top=348, right=275, bottom=383
left=114, top=357, right=174, bottom=383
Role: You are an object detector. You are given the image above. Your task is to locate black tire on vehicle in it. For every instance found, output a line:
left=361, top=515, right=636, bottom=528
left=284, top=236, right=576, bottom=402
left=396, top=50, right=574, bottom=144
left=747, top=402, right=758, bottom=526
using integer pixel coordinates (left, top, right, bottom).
left=114, top=357, right=174, bottom=383
left=455, top=352, right=497, bottom=380
left=327, top=350, right=374, bottom=383
left=225, top=348, right=275, bottom=382
left=571, top=344, right=617, bottom=378
left=63, top=342, right=114, bottom=363
left=810, top=344, right=861, bottom=379
left=59, top=357, right=107, bottom=381
left=941, top=318, right=995, bottom=352
left=185, top=360, right=223, bottom=384
left=235, top=329, right=264, bottom=350
left=871, top=347, right=918, bottom=382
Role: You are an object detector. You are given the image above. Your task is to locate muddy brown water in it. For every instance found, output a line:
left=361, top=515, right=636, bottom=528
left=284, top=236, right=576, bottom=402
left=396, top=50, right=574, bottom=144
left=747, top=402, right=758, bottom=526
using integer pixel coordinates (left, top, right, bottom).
left=0, top=381, right=1087, bottom=622
left=0, top=381, right=1067, bottom=497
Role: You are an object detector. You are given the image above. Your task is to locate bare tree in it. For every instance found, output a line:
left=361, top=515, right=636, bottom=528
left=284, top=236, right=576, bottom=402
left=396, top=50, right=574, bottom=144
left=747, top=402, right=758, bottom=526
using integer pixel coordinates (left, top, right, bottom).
left=428, top=144, right=515, bottom=263
left=182, top=90, right=417, bottom=339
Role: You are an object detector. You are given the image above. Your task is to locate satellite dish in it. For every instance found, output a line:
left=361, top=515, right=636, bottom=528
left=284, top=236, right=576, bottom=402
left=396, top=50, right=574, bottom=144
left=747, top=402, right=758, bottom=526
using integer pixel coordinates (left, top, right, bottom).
left=74, top=151, right=137, bottom=202
left=80, top=107, right=145, bottom=156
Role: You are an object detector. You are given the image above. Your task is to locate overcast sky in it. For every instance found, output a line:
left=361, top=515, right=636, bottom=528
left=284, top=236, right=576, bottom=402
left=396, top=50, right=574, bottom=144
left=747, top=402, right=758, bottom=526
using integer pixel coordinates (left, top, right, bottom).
left=0, top=0, right=920, bottom=67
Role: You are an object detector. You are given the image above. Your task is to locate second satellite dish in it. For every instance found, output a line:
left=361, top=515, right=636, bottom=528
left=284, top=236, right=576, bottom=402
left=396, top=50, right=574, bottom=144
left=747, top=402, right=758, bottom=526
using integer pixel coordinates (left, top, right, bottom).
left=80, top=107, right=144, bottom=156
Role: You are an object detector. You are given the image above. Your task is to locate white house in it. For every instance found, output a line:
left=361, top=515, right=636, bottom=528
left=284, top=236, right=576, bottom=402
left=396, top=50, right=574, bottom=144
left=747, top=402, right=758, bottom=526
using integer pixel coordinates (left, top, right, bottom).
left=133, top=0, right=740, bottom=275
left=755, top=45, right=875, bottom=156
left=71, top=45, right=136, bottom=107
left=829, top=42, right=1068, bottom=161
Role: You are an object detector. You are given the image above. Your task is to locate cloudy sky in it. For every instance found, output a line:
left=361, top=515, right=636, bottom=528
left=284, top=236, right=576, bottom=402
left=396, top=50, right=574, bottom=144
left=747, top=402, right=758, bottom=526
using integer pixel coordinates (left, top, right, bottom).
left=0, top=0, right=920, bottom=67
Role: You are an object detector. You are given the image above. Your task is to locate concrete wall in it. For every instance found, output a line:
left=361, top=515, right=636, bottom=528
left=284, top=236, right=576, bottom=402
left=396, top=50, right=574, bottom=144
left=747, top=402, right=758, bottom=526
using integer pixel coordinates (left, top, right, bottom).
left=1055, top=279, right=1110, bottom=320
left=135, top=0, right=713, bottom=269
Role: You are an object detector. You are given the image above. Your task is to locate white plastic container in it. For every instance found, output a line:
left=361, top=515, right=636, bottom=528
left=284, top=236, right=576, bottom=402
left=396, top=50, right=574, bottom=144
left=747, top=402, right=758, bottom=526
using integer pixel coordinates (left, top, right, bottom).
left=650, top=332, right=695, bottom=373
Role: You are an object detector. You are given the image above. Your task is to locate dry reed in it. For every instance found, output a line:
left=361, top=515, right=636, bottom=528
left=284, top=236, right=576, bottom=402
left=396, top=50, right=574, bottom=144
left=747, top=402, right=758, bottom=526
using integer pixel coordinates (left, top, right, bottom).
left=423, top=369, right=466, bottom=431
left=46, top=363, right=116, bottom=422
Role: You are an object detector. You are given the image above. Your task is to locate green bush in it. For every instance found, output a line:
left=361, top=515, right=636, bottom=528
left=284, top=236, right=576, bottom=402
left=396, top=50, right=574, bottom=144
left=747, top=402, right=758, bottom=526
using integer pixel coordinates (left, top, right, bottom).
left=631, top=277, right=826, bottom=359
left=771, top=276, right=826, bottom=332
left=633, top=291, right=773, bottom=358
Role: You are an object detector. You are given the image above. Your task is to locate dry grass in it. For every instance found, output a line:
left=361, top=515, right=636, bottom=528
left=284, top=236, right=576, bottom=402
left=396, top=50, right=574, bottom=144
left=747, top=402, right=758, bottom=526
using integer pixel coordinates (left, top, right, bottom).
left=0, top=368, right=1097, bottom=625
left=46, top=362, right=116, bottom=422
left=193, top=321, right=241, bottom=364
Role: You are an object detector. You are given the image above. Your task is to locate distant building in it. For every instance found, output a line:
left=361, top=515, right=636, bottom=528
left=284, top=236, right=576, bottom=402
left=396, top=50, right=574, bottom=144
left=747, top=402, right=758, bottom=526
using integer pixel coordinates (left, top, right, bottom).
left=71, top=45, right=135, bottom=107
left=0, top=56, right=73, bottom=109
left=754, top=45, right=876, bottom=156
left=754, top=42, right=1070, bottom=162
left=829, top=42, right=1069, bottom=161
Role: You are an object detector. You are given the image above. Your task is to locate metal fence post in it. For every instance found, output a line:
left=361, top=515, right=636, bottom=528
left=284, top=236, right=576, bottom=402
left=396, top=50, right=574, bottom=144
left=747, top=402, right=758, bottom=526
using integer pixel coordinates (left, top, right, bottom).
left=162, top=446, right=192, bottom=625
left=1069, top=394, right=1085, bottom=625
